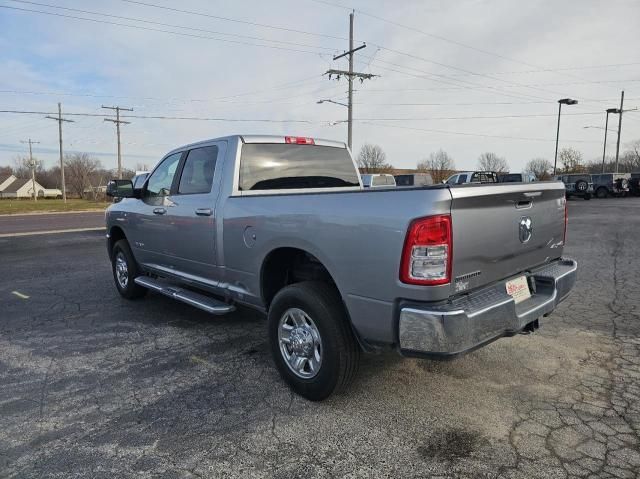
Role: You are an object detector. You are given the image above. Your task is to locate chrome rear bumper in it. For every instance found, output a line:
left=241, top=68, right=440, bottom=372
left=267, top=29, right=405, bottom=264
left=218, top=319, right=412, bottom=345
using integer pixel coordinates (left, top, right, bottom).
left=398, top=258, right=577, bottom=358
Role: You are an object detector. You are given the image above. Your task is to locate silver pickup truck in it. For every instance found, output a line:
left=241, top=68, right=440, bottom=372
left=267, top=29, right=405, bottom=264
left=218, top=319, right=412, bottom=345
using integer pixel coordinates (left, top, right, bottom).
left=105, top=135, right=577, bottom=400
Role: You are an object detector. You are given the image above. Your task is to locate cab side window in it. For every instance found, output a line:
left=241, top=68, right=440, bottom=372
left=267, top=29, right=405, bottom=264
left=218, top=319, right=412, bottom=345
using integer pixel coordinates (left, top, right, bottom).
left=458, top=174, right=468, bottom=184
left=145, top=152, right=182, bottom=198
left=446, top=175, right=458, bottom=185
left=178, top=146, right=218, bottom=195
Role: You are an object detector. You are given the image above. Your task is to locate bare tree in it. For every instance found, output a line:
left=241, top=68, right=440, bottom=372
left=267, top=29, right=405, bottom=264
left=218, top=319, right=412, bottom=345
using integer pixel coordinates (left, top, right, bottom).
left=12, top=155, right=42, bottom=178
left=0, top=165, right=12, bottom=177
left=477, top=152, right=508, bottom=173
left=524, top=158, right=553, bottom=180
left=64, top=153, right=102, bottom=198
left=357, top=144, right=393, bottom=173
left=417, top=149, right=455, bottom=183
left=558, top=147, right=584, bottom=173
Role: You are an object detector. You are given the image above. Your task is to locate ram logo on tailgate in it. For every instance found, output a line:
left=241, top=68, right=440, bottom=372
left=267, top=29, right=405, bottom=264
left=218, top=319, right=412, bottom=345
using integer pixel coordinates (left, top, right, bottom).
left=519, top=216, right=533, bottom=243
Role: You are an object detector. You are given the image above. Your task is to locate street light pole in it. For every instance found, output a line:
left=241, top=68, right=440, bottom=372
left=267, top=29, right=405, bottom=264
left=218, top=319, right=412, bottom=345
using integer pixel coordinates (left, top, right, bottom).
left=553, top=98, right=578, bottom=175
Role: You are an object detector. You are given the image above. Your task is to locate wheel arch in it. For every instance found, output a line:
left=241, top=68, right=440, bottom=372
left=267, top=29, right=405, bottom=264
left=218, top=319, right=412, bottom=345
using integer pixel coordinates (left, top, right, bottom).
left=107, top=225, right=127, bottom=260
left=260, top=246, right=367, bottom=352
left=260, top=246, right=337, bottom=309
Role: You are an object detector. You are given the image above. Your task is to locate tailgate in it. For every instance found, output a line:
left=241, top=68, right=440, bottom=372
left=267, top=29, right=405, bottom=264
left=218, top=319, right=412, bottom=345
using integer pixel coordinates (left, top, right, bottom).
left=449, top=182, right=566, bottom=294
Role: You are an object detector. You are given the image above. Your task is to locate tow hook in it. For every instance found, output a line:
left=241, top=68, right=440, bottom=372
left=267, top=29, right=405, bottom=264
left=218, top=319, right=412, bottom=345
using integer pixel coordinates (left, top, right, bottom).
left=520, top=319, right=540, bottom=335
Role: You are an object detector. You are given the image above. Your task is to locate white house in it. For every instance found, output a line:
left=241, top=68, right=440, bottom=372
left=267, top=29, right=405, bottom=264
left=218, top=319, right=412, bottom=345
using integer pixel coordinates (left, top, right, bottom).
left=0, top=178, right=46, bottom=199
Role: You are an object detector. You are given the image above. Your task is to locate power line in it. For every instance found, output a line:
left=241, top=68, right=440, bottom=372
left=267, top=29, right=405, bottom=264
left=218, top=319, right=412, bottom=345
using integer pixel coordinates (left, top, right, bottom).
left=6, top=0, right=338, bottom=52
left=0, top=76, right=325, bottom=104
left=0, top=109, right=604, bottom=122
left=422, top=62, right=640, bottom=78
left=0, top=110, right=320, bottom=122
left=0, top=4, right=333, bottom=55
left=120, top=0, right=348, bottom=41
left=353, top=112, right=603, bottom=121
left=360, top=121, right=601, bottom=144
left=305, top=0, right=616, bottom=88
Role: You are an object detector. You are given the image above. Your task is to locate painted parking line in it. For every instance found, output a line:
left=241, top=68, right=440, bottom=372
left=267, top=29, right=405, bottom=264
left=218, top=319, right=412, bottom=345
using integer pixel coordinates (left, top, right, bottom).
left=12, top=291, right=30, bottom=299
left=0, top=227, right=105, bottom=238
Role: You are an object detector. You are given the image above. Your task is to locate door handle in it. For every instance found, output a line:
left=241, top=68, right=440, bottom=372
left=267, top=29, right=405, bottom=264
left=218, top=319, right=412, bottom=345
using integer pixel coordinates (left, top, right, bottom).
left=195, top=208, right=213, bottom=216
left=153, top=208, right=167, bottom=215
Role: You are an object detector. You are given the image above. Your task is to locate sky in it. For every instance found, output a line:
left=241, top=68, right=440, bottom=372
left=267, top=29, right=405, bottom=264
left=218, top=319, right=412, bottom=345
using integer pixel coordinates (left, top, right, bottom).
left=0, top=0, right=639, bottom=173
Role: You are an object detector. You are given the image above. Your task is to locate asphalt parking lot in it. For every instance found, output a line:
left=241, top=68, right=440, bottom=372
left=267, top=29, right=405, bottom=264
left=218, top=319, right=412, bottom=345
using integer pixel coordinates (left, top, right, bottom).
left=1, top=198, right=639, bottom=478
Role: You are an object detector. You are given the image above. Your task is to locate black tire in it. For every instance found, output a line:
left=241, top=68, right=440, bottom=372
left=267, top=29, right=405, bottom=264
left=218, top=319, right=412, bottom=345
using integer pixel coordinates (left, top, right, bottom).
left=267, top=281, right=359, bottom=401
left=111, top=239, right=147, bottom=299
left=584, top=193, right=591, bottom=200
left=596, top=187, right=608, bottom=199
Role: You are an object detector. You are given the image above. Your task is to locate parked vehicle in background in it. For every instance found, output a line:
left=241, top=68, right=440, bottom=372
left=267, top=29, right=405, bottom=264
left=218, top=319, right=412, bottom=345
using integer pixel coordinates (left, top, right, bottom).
left=553, top=174, right=593, bottom=200
left=445, top=171, right=499, bottom=185
left=394, top=173, right=433, bottom=187
left=361, top=173, right=396, bottom=187
left=105, top=134, right=576, bottom=400
left=498, top=173, right=537, bottom=183
left=629, top=173, right=640, bottom=197
left=591, top=173, right=630, bottom=198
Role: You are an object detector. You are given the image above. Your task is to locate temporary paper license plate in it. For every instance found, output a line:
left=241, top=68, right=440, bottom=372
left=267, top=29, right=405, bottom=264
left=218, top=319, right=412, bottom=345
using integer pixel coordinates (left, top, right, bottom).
left=505, top=275, right=531, bottom=304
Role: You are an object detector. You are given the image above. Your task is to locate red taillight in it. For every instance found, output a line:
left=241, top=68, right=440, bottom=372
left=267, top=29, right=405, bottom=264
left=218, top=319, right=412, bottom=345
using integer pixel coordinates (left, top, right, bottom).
left=285, top=136, right=315, bottom=145
left=400, top=214, right=452, bottom=285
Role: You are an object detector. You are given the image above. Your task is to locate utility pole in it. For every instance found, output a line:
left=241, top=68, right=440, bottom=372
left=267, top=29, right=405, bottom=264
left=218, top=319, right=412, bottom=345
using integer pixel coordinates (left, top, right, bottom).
left=20, top=138, right=40, bottom=202
left=102, top=105, right=133, bottom=179
left=614, top=91, right=624, bottom=173
left=45, top=102, right=74, bottom=203
left=601, top=108, right=620, bottom=173
left=324, top=11, right=377, bottom=152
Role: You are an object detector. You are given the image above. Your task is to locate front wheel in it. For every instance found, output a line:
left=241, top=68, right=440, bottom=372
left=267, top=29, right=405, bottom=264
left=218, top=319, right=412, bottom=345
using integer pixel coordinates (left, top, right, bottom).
left=268, top=281, right=359, bottom=401
left=111, top=239, right=147, bottom=299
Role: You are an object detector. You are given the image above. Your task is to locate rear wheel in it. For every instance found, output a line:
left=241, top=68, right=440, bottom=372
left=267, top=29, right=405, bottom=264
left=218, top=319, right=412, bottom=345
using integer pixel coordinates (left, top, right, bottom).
left=596, top=187, right=608, bottom=199
left=111, top=239, right=147, bottom=299
left=268, top=281, right=359, bottom=401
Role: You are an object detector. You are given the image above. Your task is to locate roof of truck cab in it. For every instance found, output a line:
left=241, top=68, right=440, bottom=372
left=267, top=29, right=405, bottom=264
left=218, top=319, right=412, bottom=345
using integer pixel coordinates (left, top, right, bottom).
left=165, top=135, right=346, bottom=156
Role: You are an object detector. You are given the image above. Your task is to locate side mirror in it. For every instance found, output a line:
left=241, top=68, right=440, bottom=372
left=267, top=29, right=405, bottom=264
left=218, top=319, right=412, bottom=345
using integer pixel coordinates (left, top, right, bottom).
left=106, top=179, right=134, bottom=198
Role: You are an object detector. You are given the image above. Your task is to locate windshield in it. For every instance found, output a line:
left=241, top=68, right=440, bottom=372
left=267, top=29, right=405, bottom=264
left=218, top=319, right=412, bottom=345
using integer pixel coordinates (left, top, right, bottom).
left=239, top=144, right=360, bottom=191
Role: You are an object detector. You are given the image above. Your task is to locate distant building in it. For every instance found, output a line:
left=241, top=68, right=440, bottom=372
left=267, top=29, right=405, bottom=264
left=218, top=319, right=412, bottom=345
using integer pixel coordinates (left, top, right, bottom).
left=0, top=177, right=46, bottom=199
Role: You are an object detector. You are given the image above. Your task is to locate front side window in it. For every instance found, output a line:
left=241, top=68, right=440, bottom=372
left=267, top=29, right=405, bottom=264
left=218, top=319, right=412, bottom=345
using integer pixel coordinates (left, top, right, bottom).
left=145, top=153, right=182, bottom=198
left=178, top=146, right=218, bottom=195
left=446, top=175, right=458, bottom=185
left=457, top=174, right=468, bottom=184
left=239, top=144, right=360, bottom=191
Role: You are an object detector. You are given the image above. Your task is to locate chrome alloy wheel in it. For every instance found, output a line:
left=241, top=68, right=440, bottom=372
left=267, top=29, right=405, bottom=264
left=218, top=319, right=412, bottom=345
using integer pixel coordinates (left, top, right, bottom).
left=278, top=307, right=322, bottom=379
left=115, top=252, right=129, bottom=289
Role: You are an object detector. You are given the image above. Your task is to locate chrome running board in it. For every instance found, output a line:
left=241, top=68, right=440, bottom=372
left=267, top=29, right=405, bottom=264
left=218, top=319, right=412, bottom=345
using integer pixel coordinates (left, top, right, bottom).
left=134, top=276, right=235, bottom=315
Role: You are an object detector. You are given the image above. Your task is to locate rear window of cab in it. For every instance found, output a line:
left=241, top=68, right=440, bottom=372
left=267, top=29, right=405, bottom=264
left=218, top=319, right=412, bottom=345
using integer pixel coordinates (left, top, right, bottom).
left=239, top=144, right=360, bottom=191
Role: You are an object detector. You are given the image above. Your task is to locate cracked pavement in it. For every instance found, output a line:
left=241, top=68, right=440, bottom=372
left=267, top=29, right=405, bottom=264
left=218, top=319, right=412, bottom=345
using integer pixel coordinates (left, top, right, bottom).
left=1, top=198, right=639, bottom=478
